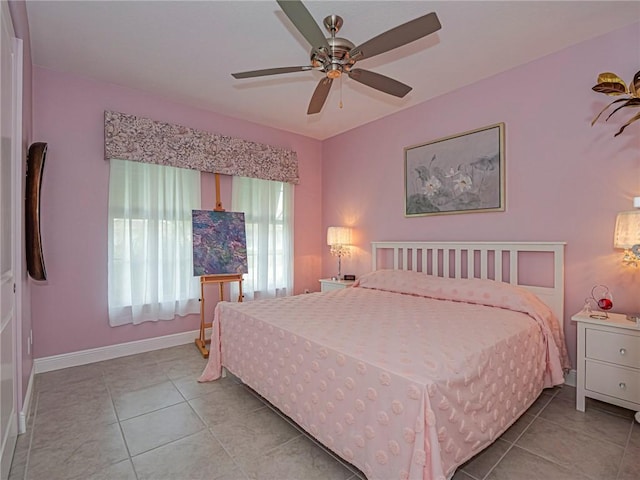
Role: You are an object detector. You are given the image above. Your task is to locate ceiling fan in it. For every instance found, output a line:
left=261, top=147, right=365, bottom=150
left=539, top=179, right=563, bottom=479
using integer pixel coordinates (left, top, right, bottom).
left=232, top=0, right=442, bottom=115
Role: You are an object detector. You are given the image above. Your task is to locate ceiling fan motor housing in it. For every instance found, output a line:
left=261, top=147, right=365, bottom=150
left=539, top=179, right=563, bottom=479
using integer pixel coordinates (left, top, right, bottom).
left=310, top=36, right=356, bottom=77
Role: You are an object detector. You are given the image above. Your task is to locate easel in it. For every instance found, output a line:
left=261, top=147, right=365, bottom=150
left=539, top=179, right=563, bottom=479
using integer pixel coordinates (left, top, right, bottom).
left=195, top=173, right=244, bottom=358
left=195, top=273, right=243, bottom=358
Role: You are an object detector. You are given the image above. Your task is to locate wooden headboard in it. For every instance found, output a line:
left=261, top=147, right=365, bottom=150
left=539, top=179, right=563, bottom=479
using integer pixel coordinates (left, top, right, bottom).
left=371, top=241, right=566, bottom=323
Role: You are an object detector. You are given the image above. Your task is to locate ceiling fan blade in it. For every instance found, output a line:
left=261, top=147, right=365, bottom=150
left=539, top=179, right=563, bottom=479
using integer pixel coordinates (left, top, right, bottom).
left=277, top=0, right=330, bottom=50
left=348, top=69, right=412, bottom=98
left=232, top=66, right=313, bottom=79
left=307, top=77, right=333, bottom=114
left=350, top=12, right=441, bottom=61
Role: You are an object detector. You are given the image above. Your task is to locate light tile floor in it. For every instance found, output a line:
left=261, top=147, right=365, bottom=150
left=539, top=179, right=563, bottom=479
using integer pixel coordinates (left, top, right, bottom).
left=9, top=344, right=640, bottom=480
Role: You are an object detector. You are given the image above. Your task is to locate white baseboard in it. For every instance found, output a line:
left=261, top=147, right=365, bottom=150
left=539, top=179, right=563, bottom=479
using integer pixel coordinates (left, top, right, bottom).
left=34, top=329, right=204, bottom=374
left=564, top=369, right=576, bottom=388
left=18, top=366, right=35, bottom=434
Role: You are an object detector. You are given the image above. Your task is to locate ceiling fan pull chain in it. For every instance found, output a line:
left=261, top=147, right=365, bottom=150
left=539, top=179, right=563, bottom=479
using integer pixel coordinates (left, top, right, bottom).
left=339, top=75, right=343, bottom=109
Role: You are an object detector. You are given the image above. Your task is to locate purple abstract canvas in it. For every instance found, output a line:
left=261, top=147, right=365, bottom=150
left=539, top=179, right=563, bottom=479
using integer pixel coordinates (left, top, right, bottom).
left=192, top=210, right=248, bottom=275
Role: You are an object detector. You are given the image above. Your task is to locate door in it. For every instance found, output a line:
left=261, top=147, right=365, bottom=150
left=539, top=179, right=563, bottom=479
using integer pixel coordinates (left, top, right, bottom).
left=0, top=2, right=17, bottom=478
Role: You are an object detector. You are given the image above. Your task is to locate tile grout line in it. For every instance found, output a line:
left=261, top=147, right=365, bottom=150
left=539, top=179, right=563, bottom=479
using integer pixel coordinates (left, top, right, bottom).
left=514, top=417, right=624, bottom=480
left=185, top=380, right=266, bottom=480
left=255, top=396, right=366, bottom=478
left=240, top=382, right=367, bottom=478
left=614, top=421, right=635, bottom=480
left=204, top=424, right=259, bottom=479
left=20, top=390, right=40, bottom=480
left=481, top=442, right=514, bottom=480
left=515, top=392, right=630, bottom=480
left=475, top=388, right=556, bottom=480
left=462, top=390, right=554, bottom=479
left=102, top=368, right=141, bottom=480
left=509, top=443, right=609, bottom=480
left=533, top=410, right=631, bottom=449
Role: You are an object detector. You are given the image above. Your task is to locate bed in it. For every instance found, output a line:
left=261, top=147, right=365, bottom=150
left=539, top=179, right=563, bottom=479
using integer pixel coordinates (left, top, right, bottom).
left=199, top=241, right=570, bottom=480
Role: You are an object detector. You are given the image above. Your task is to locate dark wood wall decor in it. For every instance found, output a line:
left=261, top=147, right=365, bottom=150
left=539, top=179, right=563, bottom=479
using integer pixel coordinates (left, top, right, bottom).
left=25, top=142, right=47, bottom=281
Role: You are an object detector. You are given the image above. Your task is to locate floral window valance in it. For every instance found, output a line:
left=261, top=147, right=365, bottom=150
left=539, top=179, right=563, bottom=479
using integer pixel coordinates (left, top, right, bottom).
left=104, top=111, right=299, bottom=184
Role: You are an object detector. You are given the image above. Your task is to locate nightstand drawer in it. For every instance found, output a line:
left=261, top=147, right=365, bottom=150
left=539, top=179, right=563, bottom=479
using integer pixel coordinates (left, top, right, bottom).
left=585, top=328, right=640, bottom=368
left=585, top=361, right=640, bottom=405
left=322, top=282, right=346, bottom=292
left=319, top=278, right=355, bottom=292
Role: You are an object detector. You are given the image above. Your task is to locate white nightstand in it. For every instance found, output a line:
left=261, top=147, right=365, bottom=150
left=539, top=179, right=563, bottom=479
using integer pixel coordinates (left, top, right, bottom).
left=571, top=311, right=640, bottom=423
left=319, top=278, right=355, bottom=292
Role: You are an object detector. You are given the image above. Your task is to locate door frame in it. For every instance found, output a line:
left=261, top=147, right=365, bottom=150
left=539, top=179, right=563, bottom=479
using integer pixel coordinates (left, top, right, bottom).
left=0, top=1, right=23, bottom=477
left=12, top=34, right=24, bottom=432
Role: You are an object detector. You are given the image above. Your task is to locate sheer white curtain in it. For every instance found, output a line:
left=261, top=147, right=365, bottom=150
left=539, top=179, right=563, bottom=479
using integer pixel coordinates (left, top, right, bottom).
left=232, top=176, right=294, bottom=300
left=108, top=159, right=201, bottom=326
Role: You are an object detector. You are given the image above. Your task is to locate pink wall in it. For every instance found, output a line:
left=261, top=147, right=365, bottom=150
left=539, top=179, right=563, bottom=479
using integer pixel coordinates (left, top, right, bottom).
left=31, top=67, right=323, bottom=358
left=322, top=23, right=640, bottom=368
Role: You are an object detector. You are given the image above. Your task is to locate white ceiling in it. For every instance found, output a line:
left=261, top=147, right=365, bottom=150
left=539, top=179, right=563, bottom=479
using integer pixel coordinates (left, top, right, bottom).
left=26, top=1, right=640, bottom=140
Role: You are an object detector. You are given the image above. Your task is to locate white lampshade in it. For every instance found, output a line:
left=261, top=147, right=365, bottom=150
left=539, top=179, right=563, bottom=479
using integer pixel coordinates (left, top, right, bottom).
left=614, top=210, right=640, bottom=249
left=327, top=226, right=352, bottom=246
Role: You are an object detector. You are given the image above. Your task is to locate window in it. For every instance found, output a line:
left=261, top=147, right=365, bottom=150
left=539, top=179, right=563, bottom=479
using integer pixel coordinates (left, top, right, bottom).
left=108, top=159, right=201, bottom=326
left=232, top=176, right=293, bottom=299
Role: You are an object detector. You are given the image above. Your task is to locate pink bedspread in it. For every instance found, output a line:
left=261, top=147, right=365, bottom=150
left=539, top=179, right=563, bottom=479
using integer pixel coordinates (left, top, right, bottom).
left=199, top=271, right=568, bottom=480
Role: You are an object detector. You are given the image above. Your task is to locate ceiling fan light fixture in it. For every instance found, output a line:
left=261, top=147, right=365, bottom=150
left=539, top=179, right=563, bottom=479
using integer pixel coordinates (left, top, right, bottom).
left=326, top=65, right=342, bottom=79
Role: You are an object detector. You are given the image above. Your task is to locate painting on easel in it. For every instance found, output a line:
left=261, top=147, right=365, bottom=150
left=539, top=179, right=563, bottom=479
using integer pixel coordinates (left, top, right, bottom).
left=192, top=210, right=248, bottom=276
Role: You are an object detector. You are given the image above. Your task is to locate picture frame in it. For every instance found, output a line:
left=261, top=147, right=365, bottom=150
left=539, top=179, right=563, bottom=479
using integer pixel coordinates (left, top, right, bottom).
left=404, top=123, right=505, bottom=217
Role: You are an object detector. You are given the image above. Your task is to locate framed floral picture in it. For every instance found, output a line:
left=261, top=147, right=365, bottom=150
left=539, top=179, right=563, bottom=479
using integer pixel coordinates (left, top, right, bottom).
left=404, top=123, right=505, bottom=217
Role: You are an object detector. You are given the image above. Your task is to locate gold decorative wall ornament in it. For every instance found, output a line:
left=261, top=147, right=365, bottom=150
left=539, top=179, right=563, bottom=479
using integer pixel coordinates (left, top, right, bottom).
left=591, top=70, right=640, bottom=137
